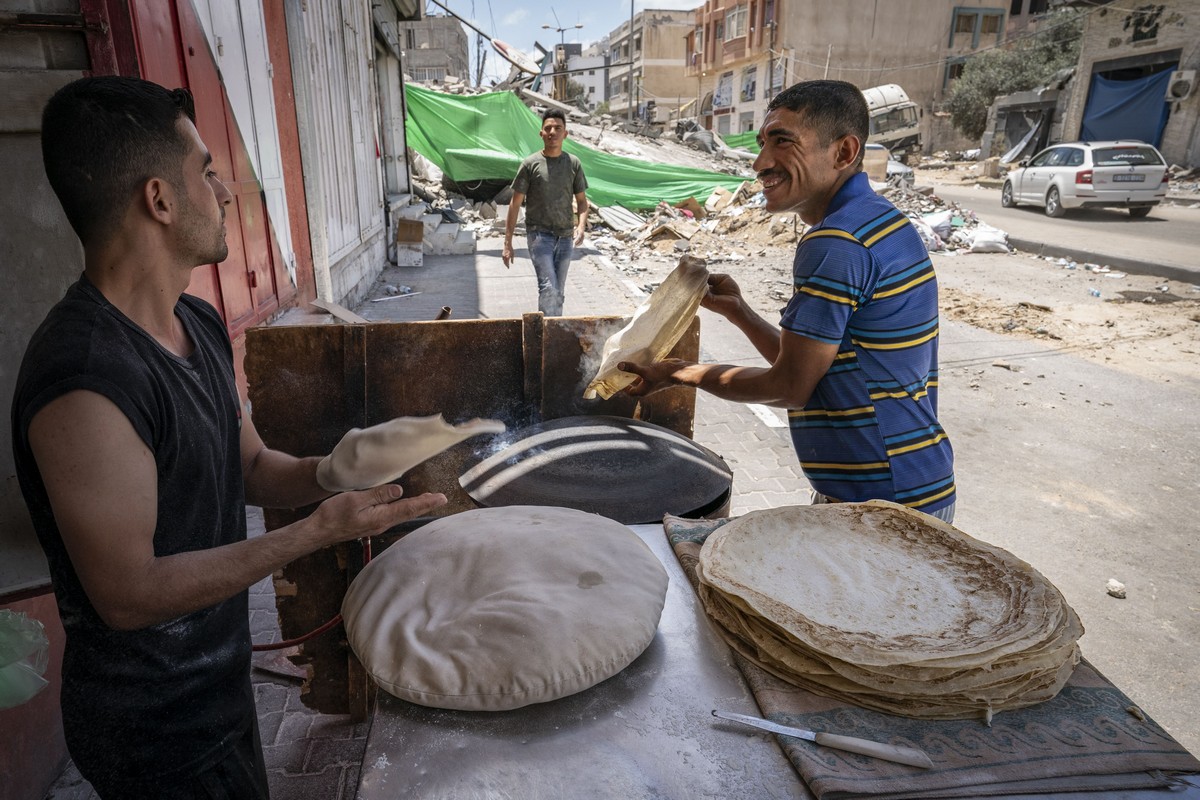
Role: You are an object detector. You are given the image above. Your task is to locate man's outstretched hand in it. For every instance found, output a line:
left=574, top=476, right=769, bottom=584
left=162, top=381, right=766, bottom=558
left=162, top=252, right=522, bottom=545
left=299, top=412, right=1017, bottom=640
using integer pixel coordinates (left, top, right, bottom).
left=617, top=359, right=690, bottom=397
left=310, top=484, right=448, bottom=546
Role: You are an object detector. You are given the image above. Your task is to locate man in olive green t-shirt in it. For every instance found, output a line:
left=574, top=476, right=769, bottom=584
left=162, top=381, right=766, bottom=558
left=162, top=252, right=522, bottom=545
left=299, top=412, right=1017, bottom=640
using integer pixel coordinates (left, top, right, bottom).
left=502, top=109, right=589, bottom=316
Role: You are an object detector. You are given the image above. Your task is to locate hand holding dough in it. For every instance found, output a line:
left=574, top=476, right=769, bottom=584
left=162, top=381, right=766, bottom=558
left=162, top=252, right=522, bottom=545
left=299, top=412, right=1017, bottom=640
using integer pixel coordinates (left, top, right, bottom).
left=584, top=254, right=709, bottom=400
left=317, top=415, right=505, bottom=492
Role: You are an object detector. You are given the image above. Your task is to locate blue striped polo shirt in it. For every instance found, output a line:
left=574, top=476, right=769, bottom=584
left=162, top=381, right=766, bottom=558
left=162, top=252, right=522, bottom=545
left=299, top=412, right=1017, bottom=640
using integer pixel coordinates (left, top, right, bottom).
left=779, top=171, right=956, bottom=514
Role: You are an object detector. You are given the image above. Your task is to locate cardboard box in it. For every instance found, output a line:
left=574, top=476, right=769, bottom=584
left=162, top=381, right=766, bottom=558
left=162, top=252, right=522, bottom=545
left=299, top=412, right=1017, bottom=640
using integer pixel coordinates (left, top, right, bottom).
left=394, top=219, right=424, bottom=267
left=395, top=219, right=424, bottom=245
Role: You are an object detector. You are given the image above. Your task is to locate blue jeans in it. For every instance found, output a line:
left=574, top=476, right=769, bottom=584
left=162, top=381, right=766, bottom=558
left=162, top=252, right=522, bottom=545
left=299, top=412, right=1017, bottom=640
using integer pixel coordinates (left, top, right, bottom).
left=527, top=229, right=574, bottom=316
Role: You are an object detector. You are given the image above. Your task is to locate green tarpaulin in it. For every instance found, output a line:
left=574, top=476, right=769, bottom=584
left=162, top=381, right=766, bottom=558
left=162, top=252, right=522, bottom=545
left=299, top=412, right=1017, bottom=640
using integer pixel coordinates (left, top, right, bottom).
left=721, top=131, right=761, bottom=154
left=404, top=84, right=747, bottom=211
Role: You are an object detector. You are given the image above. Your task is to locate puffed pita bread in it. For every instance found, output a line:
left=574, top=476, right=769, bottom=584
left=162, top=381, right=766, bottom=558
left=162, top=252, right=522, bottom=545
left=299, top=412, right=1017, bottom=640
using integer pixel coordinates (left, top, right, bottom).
left=342, top=506, right=668, bottom=711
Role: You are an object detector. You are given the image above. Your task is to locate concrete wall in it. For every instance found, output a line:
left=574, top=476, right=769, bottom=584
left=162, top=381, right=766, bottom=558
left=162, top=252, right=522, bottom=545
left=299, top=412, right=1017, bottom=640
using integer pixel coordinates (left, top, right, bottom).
left=0, top=6, right=87, bottom=597
left=329, top=237, right=390, bottom=308
left=641, top=12, right=697, bottom=119
left=1059, top=0, right=1199, bottom=167
left=779, top=0, right=1010, bottom=112
left=0, top=4, right=87, bottom=793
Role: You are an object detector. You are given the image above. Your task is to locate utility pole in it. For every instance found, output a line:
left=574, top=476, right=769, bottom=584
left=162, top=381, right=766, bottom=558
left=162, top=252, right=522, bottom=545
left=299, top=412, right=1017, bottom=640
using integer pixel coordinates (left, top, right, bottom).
left=627, top=0, right=634, bottom=123
left=475, top=35, right=486, bottom=87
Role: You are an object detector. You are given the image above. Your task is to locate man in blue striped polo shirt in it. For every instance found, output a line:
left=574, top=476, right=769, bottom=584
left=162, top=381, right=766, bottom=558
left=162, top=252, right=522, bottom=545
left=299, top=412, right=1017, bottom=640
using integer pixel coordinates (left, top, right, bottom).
left=620, top=80, right=955, bottom=522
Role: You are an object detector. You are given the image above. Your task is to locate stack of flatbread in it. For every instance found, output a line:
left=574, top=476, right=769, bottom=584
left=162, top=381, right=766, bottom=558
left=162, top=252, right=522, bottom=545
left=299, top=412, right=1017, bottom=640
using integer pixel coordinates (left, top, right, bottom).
left=696, top=501, right=1083, bottom=722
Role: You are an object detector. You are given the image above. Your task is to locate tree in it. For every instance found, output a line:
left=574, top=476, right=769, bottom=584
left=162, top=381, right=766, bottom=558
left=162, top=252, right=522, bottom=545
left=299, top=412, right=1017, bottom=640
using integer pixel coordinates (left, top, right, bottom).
left=565, top=79, right=587, bottom=106
left=947, top=10, right=1083, bottom=140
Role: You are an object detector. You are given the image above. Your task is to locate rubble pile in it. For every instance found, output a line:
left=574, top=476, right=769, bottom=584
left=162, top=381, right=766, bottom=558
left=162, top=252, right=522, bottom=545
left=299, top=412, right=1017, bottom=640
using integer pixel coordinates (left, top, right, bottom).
left=1168, top=165, right=1200, bottom=199
left=915, top=150, right=983, bottom=171
left=583, top=187, right=804, bottom=294
left=415, top=165, right=1014, bottom=283
left=581, top=174, right=1014, bottom=277
left=877, top=183, right=1010, bottom=255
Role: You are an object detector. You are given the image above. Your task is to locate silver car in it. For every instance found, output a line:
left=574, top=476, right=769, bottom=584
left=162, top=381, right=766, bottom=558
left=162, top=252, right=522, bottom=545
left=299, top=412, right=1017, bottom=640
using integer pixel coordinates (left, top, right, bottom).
left=1001, top=140, right=1168, bottom=218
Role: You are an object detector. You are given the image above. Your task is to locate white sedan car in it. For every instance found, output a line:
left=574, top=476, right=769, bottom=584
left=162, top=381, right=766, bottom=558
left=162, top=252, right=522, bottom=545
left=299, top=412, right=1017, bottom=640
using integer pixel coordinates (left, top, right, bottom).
left=1001, top=140, right=1168, bottom=218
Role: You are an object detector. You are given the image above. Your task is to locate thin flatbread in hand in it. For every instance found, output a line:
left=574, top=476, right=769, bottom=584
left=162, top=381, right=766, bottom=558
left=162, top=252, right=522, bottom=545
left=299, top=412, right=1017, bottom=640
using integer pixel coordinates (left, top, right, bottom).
left=317, top=414, right=505, bottom=492
left=583, top=255, right=709, bottom=400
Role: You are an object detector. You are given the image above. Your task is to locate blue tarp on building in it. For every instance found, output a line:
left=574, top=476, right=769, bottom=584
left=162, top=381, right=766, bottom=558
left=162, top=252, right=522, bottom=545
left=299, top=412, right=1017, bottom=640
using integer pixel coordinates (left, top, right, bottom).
left=1080, top=70, right=1173, bottom=146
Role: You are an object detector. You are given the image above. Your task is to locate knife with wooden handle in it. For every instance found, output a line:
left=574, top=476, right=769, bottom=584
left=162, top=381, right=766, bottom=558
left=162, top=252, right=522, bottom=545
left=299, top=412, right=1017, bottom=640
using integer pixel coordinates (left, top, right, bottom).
left=712, top=709, right=934, bottom=769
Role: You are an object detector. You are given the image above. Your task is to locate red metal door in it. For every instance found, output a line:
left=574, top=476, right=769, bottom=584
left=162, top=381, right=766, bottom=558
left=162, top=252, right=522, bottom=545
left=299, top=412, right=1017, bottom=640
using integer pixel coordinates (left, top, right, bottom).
left=125, top=0, right=290, bottom=337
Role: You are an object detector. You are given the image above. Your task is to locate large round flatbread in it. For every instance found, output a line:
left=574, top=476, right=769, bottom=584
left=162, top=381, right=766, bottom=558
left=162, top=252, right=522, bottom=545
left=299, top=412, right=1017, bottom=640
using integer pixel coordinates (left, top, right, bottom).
left=342, top=506, right=669, bottom=711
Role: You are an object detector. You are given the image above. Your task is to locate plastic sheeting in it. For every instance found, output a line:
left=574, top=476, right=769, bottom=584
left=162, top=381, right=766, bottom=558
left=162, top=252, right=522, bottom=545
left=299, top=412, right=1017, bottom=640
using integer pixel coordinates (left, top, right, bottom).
left=721, top=131, right=761, bottom=153
left=0, top=610, right=49, bottom=710
left=1001, top=116, right=1043, bottom=164
left=1080, top=70, right=1172, bottom=147
left=404, top=84, right=748, bottom=211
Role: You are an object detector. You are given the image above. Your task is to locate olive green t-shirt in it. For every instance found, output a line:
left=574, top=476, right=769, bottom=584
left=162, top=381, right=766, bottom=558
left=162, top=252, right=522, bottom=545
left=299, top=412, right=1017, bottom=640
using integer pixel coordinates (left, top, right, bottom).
left=512, top=151, right=588, bottom=237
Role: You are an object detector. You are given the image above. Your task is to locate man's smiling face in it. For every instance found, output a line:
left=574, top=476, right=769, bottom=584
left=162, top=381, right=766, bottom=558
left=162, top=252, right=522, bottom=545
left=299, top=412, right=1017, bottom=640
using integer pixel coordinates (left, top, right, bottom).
left=753, top=106, right=845, bottom=224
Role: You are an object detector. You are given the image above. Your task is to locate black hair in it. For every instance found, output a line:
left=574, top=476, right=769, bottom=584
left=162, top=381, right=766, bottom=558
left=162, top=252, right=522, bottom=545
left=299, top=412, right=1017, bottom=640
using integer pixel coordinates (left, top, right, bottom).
left=41, top=76, right=197, bottom=247
left=767, top=80, right=869, bottom=169
left=541, top=108, right=567, bottom=125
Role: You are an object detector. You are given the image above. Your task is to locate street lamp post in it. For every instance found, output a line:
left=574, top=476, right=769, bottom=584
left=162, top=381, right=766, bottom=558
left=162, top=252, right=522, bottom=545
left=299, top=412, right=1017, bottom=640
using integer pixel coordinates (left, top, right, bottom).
left=541, top=21, right=583, bottom=101
left=541, top=22, right=583, bottom=45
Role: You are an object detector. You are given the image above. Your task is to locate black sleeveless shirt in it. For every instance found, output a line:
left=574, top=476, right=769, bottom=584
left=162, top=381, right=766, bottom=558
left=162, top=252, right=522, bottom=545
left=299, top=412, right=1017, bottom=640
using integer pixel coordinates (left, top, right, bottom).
left=11, top=275, right=253, bottom=785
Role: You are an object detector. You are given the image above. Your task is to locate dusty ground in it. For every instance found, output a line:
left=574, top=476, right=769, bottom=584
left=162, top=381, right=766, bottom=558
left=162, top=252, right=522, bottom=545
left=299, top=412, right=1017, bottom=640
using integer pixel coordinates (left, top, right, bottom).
left=596, top=189, right=1200, bottom=389
left=935, top=253, right=1200, bottom=386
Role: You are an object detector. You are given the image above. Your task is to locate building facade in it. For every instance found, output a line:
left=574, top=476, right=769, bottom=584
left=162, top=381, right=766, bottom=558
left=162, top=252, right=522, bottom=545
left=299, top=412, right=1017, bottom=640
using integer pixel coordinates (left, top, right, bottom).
left=686, top=0, right=1029, bottom=150
left=398, top=13, right=470, bottom=83
left=607, top=9, right=696, bottom=124
left=1007, top=0, right=1052, bottom=38
left=573, top=42, right=611, bottom=111
left=1059, top=0, right=1199, bottom=166
left=685, top=0, right=781, bottom=136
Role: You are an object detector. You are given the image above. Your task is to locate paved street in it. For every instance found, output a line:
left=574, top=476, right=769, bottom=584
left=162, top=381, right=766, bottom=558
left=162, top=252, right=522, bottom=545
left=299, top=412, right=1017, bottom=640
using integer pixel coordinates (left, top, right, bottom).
left=928, top=182, right=1200, bottom=282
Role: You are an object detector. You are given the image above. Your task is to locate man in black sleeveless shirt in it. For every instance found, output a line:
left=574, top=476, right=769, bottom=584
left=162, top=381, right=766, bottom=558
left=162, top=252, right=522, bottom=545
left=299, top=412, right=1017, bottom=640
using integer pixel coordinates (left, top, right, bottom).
left=11, top=77, right=449, bottom=798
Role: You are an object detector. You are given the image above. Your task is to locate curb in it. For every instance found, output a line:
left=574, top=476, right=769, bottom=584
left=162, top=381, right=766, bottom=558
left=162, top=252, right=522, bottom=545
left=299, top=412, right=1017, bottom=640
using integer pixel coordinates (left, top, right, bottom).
left=1006, top=237, right=1200, bottom=285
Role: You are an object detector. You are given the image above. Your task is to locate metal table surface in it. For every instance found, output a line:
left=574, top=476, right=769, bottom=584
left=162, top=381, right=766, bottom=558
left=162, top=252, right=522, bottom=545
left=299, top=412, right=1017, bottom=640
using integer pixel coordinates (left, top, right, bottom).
left=356, top=524, right=1200, bottom=800
left=357, top=523, right=809, bottom=800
